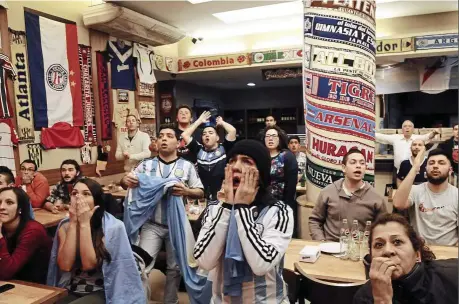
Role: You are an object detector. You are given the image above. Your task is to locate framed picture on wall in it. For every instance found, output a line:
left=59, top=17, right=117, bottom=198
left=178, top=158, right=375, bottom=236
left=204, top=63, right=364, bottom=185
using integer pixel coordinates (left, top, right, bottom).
left=139, top=101, right=155, bottom=119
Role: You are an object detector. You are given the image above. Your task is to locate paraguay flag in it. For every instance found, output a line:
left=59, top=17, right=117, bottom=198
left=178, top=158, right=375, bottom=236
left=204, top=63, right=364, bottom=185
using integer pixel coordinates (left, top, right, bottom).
left=25, top=11, right=83, bottom=129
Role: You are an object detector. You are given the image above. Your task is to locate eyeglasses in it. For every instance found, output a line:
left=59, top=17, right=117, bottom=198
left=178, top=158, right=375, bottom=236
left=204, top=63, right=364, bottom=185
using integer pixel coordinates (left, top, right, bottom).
left=20, top=167, right=35, bottom=173
left=265, top=134, right=279, bottom=139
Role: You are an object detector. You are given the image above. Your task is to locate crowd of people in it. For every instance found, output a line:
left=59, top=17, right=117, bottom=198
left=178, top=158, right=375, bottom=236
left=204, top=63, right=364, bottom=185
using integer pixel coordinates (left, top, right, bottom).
left=0, top=104, right=457, bottom=304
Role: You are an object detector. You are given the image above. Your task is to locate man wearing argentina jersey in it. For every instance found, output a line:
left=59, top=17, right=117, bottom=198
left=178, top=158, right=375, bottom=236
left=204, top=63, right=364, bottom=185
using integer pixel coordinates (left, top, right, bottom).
left=181, top=110, right=237, bottom=202
left=121, top=124, right=204, bottom=304
left=194, top=139, right=293, bottom=303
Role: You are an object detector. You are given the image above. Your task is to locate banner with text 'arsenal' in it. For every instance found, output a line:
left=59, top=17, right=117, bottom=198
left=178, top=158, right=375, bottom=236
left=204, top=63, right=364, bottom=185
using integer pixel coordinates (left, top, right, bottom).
left=303, top=0, right=376, bottom=202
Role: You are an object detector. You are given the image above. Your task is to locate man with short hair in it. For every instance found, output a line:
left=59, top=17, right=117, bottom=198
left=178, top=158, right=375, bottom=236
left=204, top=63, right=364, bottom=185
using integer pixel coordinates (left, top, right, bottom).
left=181, top=111, right=236, bottom=202
left=309, top=149, right=388, bottom=241
left=115, top=114, right=151, bottom=172
left=121, top=124, right=204, bottom=304
left=0, top=166, right=15, bottom=188
left=288, top=135, right=306, bottom=181
left=375, top=121, right=439, bottom=182
left=393, top=148, right=458, bottom=246
left=439, top=124, right=458, bottom=184
left=257, top=115, right=280, bottom=141
left=175, top=104, right=202, bottom=163
left=44, top=159, right=84, bottom=214
left=396, top=139, right=427, bottom=188
left=15, top=159, right=50, bottom=208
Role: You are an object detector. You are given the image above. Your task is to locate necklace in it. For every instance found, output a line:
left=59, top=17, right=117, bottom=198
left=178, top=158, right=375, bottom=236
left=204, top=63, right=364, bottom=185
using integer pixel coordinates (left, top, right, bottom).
left=158, top=160, right=178, bottom=179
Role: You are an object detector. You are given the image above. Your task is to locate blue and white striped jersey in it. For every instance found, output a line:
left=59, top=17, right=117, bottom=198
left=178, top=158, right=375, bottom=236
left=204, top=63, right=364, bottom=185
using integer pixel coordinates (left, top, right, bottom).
left=194, top=201, right=293, bottom=303
left=133, top=156, right=204, bottom=225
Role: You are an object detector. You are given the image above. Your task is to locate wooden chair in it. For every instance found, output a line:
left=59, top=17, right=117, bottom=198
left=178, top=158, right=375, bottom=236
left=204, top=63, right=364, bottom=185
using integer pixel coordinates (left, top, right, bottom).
left=294, top=263, right=367, bottom=304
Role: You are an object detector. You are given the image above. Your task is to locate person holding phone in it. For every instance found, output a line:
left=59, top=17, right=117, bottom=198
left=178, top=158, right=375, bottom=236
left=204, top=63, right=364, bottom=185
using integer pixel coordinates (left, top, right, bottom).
left=0, top=187, right=52, bottom=284
left=353, top=213, right=458, bottom=304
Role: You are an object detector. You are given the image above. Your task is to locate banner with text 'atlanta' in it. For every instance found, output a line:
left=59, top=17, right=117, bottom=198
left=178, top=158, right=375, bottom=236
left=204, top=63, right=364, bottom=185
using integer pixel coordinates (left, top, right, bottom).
left=25, top=11, right=83, bottom=129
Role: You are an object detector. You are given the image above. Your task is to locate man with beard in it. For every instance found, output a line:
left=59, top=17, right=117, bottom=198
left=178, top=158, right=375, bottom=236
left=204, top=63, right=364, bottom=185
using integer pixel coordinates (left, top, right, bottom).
left=309, top=149, right=387, bottom=242
left=393, top=148, right=458, bottom=246
left=43, top=159, right=84, bottom=213
left=439, top=124, right=458, bottom=185
left=396, top=139, right=428, bottom=188
left=181, top=111, right=236, bottom=202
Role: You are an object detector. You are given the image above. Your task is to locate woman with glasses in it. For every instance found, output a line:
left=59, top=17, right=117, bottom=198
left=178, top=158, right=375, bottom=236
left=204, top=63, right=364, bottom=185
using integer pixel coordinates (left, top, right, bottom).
left=263, top=125, right=299, bottom=237
left=0, top=187, right=52, bottom=283
left=47, top=178, right=145, bottom=304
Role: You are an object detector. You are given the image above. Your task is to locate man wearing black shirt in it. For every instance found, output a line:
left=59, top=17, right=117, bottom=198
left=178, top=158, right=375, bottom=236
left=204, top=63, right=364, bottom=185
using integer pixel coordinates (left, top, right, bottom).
left=439, top=124, right=458, bottom=184
left=175, top=104, right=202, bottom=163
left=181, top=111, right=236, bottom=202
left=397, top=139, right=427, bottom=187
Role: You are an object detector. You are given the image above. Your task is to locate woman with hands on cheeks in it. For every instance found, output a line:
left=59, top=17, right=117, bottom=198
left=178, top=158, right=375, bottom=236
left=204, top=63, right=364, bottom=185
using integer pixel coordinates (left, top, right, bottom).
left=194, top=139, right=294, bottom=303
left=49, top=178, right=145, bottom=304
left=353, top=213, right=458, bottom=304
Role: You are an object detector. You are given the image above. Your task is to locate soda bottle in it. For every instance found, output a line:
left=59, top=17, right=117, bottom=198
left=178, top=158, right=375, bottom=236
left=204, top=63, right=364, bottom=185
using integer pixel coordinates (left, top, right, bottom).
left=339, top=219, right=350, bottom=260
left=360, top=221, right=371, bottom=260
left=350, top=220, right=361, bottom=261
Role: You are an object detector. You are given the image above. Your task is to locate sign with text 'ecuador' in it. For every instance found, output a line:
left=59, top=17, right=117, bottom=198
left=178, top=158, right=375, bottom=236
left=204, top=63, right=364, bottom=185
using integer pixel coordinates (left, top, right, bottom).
left=376, top=38, right=414, bottom=54
left=178, top=54, right=249, bottom=71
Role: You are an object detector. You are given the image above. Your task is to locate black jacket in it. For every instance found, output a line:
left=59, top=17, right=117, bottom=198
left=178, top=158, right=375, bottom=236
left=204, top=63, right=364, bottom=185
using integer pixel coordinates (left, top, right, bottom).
left=438, top=137, right=458, bottom=174
left=353, top=259, right=458, bottom=304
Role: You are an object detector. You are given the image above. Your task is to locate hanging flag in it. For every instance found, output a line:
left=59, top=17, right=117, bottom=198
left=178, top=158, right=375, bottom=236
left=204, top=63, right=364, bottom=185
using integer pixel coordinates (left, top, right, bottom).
left=96, top=51, right=112, bottom=140
left=24, top=11, right=83, bottom=129
left=78, top=44, right=97, bottom=143
left=10, top=29, right=35, bottom=142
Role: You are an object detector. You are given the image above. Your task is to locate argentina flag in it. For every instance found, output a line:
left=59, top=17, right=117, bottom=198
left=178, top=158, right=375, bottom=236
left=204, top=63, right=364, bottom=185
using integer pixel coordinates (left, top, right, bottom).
left=25, top=11, right=83, bottom=129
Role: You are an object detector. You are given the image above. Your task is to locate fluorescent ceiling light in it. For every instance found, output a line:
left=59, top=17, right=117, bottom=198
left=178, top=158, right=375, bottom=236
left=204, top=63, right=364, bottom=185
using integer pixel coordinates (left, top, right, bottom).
left=188, top=0, right=212, bottom=4
left=247, top=83, right=256, bottom=87
left=213, top=1, right=302, bottom=24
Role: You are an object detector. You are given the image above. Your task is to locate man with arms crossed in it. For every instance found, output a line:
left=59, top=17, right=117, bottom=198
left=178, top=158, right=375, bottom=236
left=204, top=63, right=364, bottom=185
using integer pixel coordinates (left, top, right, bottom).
left=309, top=149, right=387, bottom=241
left=393, top=148, right=458, bottom=246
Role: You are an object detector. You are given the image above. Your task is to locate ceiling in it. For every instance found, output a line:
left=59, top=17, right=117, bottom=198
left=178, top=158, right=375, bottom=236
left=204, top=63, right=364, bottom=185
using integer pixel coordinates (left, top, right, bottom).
left=114, top=0, right=458, bottom=38
left=154, top=63, right=302, bottom=89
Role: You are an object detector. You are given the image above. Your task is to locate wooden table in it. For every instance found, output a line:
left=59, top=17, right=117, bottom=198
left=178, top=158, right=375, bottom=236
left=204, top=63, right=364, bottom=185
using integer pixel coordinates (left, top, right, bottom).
left=109, top=189, right=127, bottom=199
left=285, top=239, right=458, bottom=283
left=0, top=280, right=67, bottom=304
left=296, top=184, right=306, bottom=194
left=34, top=209, right=67, bottom=228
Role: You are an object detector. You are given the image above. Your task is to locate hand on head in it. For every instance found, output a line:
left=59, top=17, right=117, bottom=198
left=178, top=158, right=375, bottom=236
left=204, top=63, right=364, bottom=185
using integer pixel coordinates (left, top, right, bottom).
left=69, top=196, right=99, bottom=225
left=223, top=164, right=259, bottom=205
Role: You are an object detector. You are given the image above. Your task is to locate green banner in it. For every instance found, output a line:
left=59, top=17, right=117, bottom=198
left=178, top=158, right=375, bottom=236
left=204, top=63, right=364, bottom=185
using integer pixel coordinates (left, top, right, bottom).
left=306, top=158, right=374, bottom=189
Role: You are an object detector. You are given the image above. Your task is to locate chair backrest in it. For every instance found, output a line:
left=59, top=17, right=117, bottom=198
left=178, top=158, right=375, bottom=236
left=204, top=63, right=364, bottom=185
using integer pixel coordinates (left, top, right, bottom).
left=294, top=263, right=367, bottom=304
left=283, top=268, right=301, bottom=303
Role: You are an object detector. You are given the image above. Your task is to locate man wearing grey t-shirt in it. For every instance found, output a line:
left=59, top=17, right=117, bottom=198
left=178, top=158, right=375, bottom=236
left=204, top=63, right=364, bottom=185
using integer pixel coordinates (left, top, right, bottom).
left=393, top=148, right=458, bottom=246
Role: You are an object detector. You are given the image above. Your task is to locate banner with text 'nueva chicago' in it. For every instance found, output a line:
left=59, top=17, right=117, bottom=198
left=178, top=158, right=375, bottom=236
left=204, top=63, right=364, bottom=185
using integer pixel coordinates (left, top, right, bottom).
left=303, top=0, right=376, bottom=201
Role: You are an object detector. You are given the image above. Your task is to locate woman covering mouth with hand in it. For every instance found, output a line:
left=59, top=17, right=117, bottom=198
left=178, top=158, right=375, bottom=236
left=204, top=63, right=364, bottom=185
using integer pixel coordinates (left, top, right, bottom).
left=353, top=213, right=458, bottom=304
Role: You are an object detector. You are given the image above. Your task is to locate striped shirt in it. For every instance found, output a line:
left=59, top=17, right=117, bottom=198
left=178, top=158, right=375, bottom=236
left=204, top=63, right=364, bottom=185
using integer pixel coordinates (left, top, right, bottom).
left=194, top=201, right=293, bottom=303
left=187, top=137, right=235, bottom=201
left=133, top=156, right=203, bottom=225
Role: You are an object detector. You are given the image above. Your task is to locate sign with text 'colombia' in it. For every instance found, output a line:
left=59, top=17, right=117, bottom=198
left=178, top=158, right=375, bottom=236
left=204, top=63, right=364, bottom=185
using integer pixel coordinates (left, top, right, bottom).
left=303, top=0, right=376, bottom=200
left=178, top=54, right=249, bottom=71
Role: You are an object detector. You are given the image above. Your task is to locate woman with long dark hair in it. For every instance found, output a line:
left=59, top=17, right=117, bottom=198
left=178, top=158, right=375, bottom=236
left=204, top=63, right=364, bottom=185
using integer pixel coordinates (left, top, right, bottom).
left=353, top=213, right=458, bottom=304
left=263, top=125, right=299, bottom=237
left=49, top=178, right=145, bottom=304
left=0, top=187, right=52, bottom=283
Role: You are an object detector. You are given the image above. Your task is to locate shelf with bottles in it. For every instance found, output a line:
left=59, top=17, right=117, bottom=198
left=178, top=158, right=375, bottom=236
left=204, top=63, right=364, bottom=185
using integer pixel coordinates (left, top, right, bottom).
left=247, top=108, right=270, bottom=125
left=223, top=109, right=245, bottom=126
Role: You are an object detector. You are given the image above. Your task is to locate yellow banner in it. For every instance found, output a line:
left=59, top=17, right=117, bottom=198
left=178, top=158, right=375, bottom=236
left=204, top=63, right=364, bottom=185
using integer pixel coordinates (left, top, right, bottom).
left=10, top=31, right=35, bottom=142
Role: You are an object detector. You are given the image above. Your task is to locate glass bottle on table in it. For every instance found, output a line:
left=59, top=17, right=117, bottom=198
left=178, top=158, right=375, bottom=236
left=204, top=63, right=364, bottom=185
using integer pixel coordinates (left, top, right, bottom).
left=339, top=219, right=350, bottom=260
left=360, top=221, right=371, bottom=260
left=350, top=220, right=361, bottom=261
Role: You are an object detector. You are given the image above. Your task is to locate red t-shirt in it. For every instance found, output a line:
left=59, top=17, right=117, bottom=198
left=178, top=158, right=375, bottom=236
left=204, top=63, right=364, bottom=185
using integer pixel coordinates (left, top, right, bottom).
left=0, top=220, right=52, bottom=284
left=41, top=122, right=84, bottom=149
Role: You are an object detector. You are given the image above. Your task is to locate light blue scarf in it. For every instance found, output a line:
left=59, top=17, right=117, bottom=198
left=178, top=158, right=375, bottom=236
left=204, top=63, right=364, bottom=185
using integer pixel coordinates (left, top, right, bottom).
left=46, top=212, right=146, bottom=304
left=125, top=174, right=212, bottom=304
